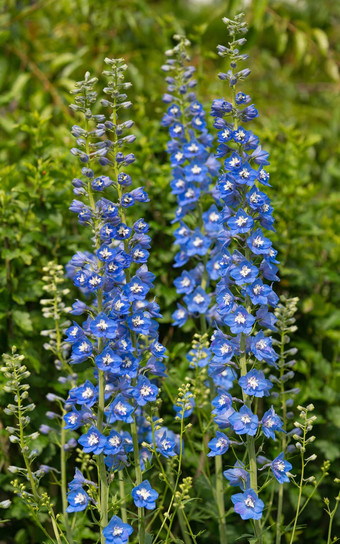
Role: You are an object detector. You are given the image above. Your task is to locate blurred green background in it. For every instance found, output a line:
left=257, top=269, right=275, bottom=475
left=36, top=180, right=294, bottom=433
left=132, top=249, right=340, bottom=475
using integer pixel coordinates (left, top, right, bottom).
left=0, top=0, right=340, bottom=542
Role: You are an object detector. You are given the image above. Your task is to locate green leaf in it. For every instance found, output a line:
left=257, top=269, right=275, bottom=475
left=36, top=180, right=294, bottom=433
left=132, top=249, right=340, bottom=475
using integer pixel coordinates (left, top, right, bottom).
left=325, top=58, right=340, bottom=81
left=316, top=440, right=340, bottom=461
left=294, top=30, right=307, bottom=63
left=313, top=28, right=329, bottom=56
left=12, top=310, right=33, bottom=332
left=252, top=0, right=268, bottom=30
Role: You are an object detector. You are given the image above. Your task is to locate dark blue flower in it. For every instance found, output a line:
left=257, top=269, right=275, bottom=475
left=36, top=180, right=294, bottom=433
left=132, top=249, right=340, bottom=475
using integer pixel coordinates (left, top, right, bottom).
left=184, top=287, right=210, bottom=314
left=207, top=431, right=229, bottom=457
left=131, top=480, right=159, bottom=510
left=238, top=369, right=272, bottom=398
left=223, top=460, right=250, bottom=490
left=103, top=515, right=133, bottom=544
left=262, top=406, right=284, bottom=440
left=89, top=312, right=117, bottom=339
left=78, top=426, right=106, bottom=455
left=271, top=453, right=292, bottom=484
left=66, top=487, right=90, bottom=513
left=224, top=306, right=255, bottom=335
left=231, top=489, right=264, bottom=520
left=229, top=405, right=258, bottom=436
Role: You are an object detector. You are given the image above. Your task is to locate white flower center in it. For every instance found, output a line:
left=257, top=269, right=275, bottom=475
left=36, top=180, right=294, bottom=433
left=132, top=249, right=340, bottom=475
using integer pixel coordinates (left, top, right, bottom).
left=247, top=377, right=259, bottom=389
left=241, top=415, right=251, bottom=424
left=240, top=168, right=249, bottom=178
left=79, top=341, right=90, bottom=353
left=102, top=354, right=113, bottom=366
left=175, top=152, right=183, bottom=161
left=222, top=129, right=230, bottom=138
left=173, top=125, right=182, bottom=134
left=224, top=181, right=233, bottom=190
left=100, top=248, right=112, bottom=259
left=276, top=461, right=285, bottom=472
left=240, top=265, right=251, bottom=277
left=131, top=283, right=143, bottom=293
left=235, top=129, right=246, bottom=140
left=191, top=165, right=202, bottom=175
left=256, top=340, right=267, bottom=350
left=189, top=144, right=198, bottom=152
left=235, top=313, right=246, bottom=324
left=140, top=385, right=152, bottom=397
left=115, top=402, right=127, bottom=415
left=253, top=236, right=264, bottom=247
left=235, top=216, right=248, bottom=226
left=82, top=387, right=94, bottom=399
left=193, top=237, right=203, bottom=247
left=88, top=433, right=99, bottom=446
left=89, top=276, right=101, bottom=286
left=209, top=212, right=219, bottom=222
left=97, top=319, right=108, bottom=331
left=132, top=316, right=144, bottom=326
left=74, top=492, right=87, bottom=504
left=245, top=496, right=255, bottom=508
left=230, top=157, right=240, bottom=167
left=221, top=343, right=231, bottom=354
left=193, top=294, right=205, bottom=304
left=137, top=488, right=151, bottom=500
left=109, top=436, right=121, bottom=447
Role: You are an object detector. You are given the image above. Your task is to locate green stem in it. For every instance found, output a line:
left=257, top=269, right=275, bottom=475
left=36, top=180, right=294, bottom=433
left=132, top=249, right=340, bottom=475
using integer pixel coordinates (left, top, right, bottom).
left=275, top=330, right=287, bottom=544
left=130, top=419, right=145, bottom=544
left=215, top=454, right=227, bottom=544
left=60, top=411, right=73, bottom=544
left=289, top=425, right=306, bottom=544
left=118, top=470, right=128, bottom=524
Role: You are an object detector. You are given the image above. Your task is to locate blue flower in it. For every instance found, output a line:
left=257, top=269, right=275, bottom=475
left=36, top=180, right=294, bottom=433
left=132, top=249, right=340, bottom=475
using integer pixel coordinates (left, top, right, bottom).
left=89, top=312, right=117, bottom=339
left=107, top=394, right=134, bottom=424
left=262, top=406, right=284, bottom=440
left=103, top=515, right=133, bottom=544
left=230, top=260, right=258, bottom=285
left=95, top=347, right=122, bottom=372
left=251, top=331, right=278, bottom=366
left=184, top=287, right=210, bottom=314
left=78, top=426, right=106, bottom=455
left=64, top=408, right=83, bottom=430
left=238, top=369, right=273, bottom=398
left=174, top=271, right=196, bottom=294
left=227, top=210, right=254, bottom=235
left=207, top=431, right=229, bottom=457
left=131, top=376, right=159, bottom=406
left=223, top=461, right=250, bottom=490
left=127, top=311, right=152, bottom=334
left=247, top=228, right=272, bottom=255
left=66, top=487, right=90, bottom=512
left=155, top=431, right=177, bottom=459
left=231, top=489, right=264, bottom=520
left=123, top=276, right=150, bottom=301
left=103, top=430, right=123, bottom=456
left=69, top=380, right=97, bottom=407
left=172, top=304, right=188, bottom=327
left=229, top=405, right=258, bottom=436
left=69, top=468, right=97, bottom=490
left=224, top=306, right=255, bottom=335
left=271, top=453, right=292, bottom=484
left=71, top=337, right=93, bottom=364
left=131, top=480, right=159, bottom=510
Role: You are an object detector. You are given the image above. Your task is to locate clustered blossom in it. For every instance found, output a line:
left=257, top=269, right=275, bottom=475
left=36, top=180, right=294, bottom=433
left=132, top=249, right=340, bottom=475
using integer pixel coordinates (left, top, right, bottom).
left=65, top=60, right=174, bottom=541
left=207, top=14, right=291, bottom=522
left=162, top=35, right=222, bottom=331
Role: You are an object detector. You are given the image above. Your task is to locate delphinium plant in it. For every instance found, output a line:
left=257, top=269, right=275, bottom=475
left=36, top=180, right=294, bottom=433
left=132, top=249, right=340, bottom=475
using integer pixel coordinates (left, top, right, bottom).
left=162, top=35, right=232, bottom=544
left=207, top=13, right=291, bottom=543
left=64, top=59, right=185, bottom=544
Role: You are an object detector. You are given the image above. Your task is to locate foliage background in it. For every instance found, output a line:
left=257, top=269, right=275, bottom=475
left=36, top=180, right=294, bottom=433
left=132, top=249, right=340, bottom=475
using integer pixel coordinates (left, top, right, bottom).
left=0, top=0, right=339, bottom=542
